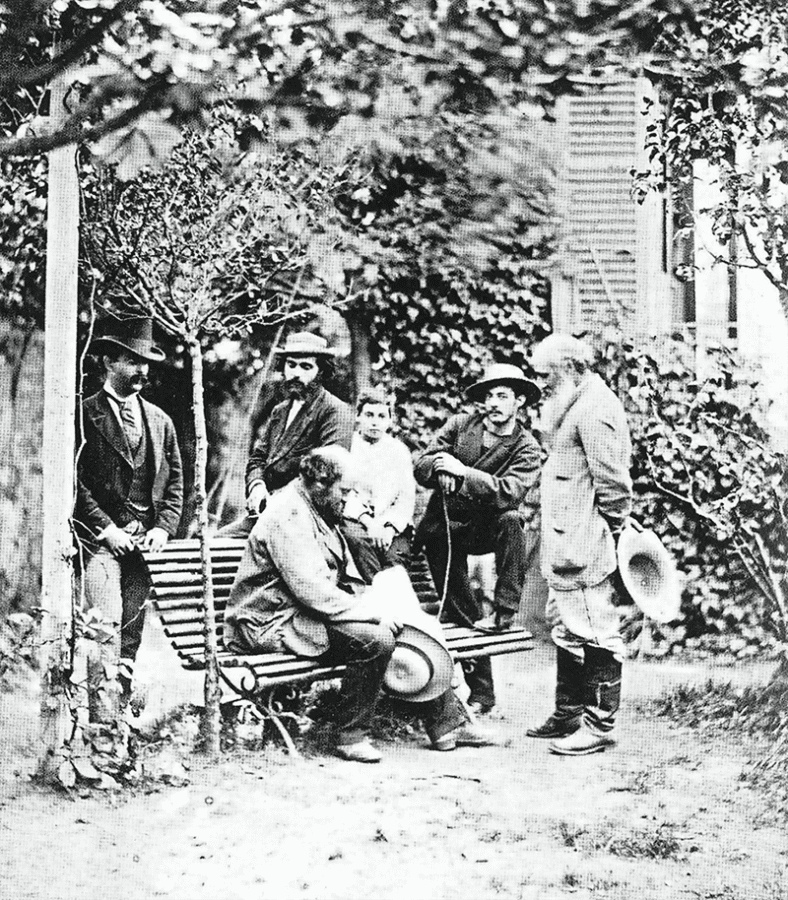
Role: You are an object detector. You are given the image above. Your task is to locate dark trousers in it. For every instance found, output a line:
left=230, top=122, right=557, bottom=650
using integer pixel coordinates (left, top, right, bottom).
left=320, top=620, right=467, bottom=744
left=321, top=620, right=397, bottom=745
left=342, top=521, right=413, bottom=583
left=419, top=509, right=527, bottom=708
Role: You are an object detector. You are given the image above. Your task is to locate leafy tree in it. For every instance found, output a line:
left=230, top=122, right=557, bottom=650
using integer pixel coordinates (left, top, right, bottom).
left=1, top=1, right=701, bottom=165
left=636, top=0, right=788, bottom=315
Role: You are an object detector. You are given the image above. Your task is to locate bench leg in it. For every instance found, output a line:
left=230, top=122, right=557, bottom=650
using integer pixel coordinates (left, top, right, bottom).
left=217, top=667, right=302, bottom=756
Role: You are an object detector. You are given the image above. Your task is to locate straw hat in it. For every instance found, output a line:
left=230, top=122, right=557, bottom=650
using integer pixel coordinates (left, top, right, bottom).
left=274, top=332, right=337, bottom=357
left=366, top=566, right=455, bottom=703
left=617, top=523, right=682, bottom=623
left=466, top=363, right=540, bottom=406
left=383, top=617, right=455, bottom=703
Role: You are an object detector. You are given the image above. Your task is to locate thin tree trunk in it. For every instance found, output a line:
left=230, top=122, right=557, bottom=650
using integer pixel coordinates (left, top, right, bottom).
left=188, top=337, right=221, bottom=757
left=38, top=72, right=80, bottom=780
left=349, top=314, right=371, bottom=403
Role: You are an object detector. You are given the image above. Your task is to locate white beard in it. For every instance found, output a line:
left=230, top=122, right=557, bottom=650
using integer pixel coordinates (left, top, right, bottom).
left=538, top=380, right=579, bottom=443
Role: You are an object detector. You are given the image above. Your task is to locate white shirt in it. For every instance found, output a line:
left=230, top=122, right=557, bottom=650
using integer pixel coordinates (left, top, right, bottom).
left=349, top=432, right=416, bottom=534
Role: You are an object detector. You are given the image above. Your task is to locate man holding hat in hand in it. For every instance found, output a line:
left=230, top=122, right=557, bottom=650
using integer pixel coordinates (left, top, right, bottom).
left=526, top=333, right=633, bottom=756
left=414, top=363, right=541, bottom=717
left=225, top=447, right=490, bottom=762
left=221, top=331, right=354, bottom=536
left=75, top=317, right=183, bottom=721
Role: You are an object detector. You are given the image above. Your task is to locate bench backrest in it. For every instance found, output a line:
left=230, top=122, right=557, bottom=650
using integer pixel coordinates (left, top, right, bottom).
left=144, top=538, right=441, bottom=666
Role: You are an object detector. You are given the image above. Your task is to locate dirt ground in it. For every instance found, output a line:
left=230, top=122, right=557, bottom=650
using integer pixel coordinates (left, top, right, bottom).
left=1, top=637, right=786, bottom=900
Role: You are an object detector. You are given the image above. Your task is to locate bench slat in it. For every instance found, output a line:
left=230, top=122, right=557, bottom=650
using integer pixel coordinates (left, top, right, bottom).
left=143, top=539, right=533, bottom=692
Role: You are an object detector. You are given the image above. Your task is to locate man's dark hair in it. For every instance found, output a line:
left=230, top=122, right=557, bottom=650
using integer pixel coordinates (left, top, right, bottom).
left=280, top=355, right=333, bottom=379
left=300, top=447, right=347, bottom=487
left=356, top=386, right=391, bottom=415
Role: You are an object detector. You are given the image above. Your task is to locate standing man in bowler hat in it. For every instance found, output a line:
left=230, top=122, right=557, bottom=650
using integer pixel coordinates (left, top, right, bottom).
left=526, top=334, right=633, bottom=756
left=75, top=317, right=183, bottom=721
left=221, top=331, right=354, bottom=536
left=414, top=363, right=541, bottom=717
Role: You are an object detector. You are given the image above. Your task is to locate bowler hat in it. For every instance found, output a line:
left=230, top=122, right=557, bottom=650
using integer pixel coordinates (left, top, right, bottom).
left=466, top=363, right=540, bottom=406
left=90, top=317, right=165, bottom=362
left=274, top=332, right=337, bottom=358
left=617, top=523, right=682, bottom=623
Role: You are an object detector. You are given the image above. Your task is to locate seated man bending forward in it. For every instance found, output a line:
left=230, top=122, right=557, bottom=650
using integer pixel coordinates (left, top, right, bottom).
left=224, top=447, right=489, bottom=762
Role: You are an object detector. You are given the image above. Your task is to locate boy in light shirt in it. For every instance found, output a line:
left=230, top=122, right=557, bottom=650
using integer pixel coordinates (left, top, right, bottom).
left=344, top=387, right=416, bottom=580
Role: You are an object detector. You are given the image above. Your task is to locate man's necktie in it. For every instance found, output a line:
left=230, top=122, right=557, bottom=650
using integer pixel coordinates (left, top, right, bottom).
left=119, top=398, right=142, bottom=450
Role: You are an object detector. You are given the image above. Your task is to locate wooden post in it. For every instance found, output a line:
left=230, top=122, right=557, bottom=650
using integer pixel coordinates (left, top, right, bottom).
left=38, top=73, right=80, bottom=779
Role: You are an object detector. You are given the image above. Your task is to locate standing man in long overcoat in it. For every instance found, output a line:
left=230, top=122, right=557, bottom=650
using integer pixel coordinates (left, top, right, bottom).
left=413, top=364, right=541, bottom=716
left=74, top=317, right=183, bottom=720
left=526, top=334, right=633, bottom=756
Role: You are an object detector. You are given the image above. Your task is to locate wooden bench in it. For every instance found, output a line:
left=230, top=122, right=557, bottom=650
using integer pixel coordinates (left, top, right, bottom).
left=142, top=538, right=533, bottom=710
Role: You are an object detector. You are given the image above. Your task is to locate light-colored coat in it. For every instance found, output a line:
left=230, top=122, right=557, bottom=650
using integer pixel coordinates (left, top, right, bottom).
left=224, top=480, right=372, bottom=657
left=540, top=373, right=632, bottom=591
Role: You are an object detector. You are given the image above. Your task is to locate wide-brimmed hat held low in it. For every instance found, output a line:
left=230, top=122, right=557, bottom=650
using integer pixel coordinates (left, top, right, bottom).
left=617, top=521, right=682, bottom=624
left=466, top=363, right=541, bottom=406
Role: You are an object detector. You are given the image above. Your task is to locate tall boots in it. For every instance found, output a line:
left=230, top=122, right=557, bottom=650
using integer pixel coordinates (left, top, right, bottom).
left=549, top=645, right=622, bottom=756
left=526, top=647, right=584, bottom=738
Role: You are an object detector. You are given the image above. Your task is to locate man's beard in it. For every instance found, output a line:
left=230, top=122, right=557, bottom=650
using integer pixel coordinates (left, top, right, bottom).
left=538, top=380, right=578, bottom=439
left=285, top=378, right=318, bottom=401
left=310, top=484, right=343, bottom=525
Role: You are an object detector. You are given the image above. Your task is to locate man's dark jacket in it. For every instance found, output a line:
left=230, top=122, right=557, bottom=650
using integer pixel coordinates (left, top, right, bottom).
left=246, top=385, right=354, bottom=494
left=75, top=390, right=184, bottom=542
left=414, top=411, right=540, bottom=533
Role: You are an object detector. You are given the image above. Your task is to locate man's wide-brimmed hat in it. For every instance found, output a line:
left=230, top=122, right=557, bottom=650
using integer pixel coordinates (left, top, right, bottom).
left=274, top=332, right=338, bottom=358
left=617, top=523, right=682, bottom=624
left=384, top=619, right=455, bottom=703
left=90, top=317, right=165, bottom=362
left=365, top=566, right=454, bottom=703
left=466, top=363, right=541, bottom=406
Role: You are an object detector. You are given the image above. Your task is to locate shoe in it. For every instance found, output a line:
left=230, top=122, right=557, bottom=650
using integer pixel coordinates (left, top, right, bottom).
left=473, top=610, right=515, bottom=632
left=335, top=739, right=382, bottom=763
left=526, top=713, right=581, bottom=739
left=467, top=700, right=495, bottom=718
left=548, top=722, right=615, bottom=756
left=432, top=722, right=496, bottom=752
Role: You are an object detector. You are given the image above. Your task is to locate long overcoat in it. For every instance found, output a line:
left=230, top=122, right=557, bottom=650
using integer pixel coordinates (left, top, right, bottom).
left=539, top=373, right=632, bottom=591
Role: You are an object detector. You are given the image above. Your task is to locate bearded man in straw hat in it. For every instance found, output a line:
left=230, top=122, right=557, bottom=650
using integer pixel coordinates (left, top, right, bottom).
left=413, top=363, right=542, bottom=717
left=527, top=334, right=633, bottom=756
left=220, top=331, right=354, bottom=536
left=74, top=317, right=183, bottom=721
left=225, top=448, right=492, bottom=762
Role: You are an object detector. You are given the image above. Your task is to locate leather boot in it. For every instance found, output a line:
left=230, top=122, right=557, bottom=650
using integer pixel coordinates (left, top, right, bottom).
left=527, top=647, right=584, bottom=738
left=549, top=647, right=622, bottom=756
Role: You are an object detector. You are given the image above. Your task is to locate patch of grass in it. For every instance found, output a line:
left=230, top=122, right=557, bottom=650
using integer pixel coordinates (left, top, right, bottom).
left=555, top=819, right=588, bottom=848
left=641, top=676, right=788, bottom=822
left=554, top=818, right=685, bottom=861
left=603, top=823, right=683, bottom=861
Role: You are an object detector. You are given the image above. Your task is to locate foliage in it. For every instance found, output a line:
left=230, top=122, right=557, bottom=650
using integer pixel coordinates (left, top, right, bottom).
left=635, top=0, right=788, bottom=314
left=0, top=1, right=701, bottom=167
left=594, top=335, right=787, bottom=655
